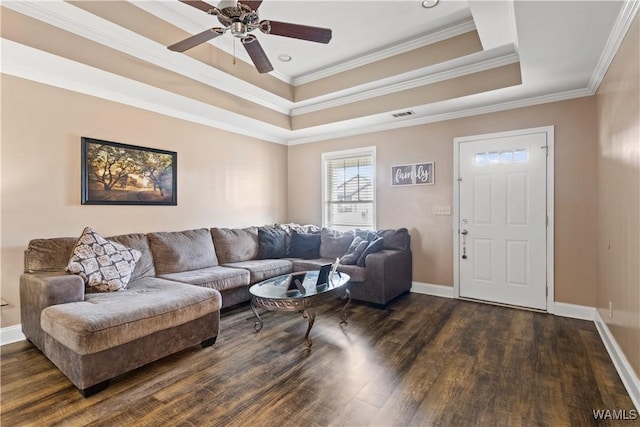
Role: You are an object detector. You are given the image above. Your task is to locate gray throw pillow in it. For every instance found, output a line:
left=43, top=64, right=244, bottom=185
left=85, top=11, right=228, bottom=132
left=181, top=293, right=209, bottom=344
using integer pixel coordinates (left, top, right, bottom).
left=376, top=228, right=411, bottom=250
left=340, top=236, right=369, bottom=265
left=257, top=227, right=286, bottom=259
left=319, top=228, right=355, bottom=259
left=356, top=237, right=384, bottom=267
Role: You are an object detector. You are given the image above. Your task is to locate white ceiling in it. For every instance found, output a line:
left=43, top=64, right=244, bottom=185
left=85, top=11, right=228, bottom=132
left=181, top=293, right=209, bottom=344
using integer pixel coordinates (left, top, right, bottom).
left=2, top=0, right=637, bottom=145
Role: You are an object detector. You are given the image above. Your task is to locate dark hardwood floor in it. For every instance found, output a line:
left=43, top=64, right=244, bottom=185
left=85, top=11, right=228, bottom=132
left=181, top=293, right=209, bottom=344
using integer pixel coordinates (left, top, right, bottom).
left=1, top=293, right=636, bottom=426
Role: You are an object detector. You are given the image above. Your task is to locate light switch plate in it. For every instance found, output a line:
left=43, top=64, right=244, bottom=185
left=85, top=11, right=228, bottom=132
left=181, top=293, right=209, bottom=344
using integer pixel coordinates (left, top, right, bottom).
left=433, top=206, right=451, bottom=215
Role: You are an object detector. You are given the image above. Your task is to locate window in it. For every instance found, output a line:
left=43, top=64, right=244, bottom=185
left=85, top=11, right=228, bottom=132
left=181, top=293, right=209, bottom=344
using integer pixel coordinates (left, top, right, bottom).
left=322, top=147, right=376, bottom=230
left=474, top=148, right=529, bottom=165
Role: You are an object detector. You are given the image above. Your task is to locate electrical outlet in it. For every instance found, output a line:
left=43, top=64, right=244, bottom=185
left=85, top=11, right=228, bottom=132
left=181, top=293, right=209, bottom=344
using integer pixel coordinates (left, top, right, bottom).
left=609, top=301, right=613, bottom=319
left=433, top=206, right=451, bottom=215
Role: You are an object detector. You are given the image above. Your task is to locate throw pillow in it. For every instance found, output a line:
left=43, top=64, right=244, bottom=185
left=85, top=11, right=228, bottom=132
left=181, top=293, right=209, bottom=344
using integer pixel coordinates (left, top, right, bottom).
left=210, top=227, right=259, bottom=264
left=319, top=228, right=355, bottom=259
left=355, top=229, right=376, bottom=242
left=66, top=227, right=142, bottom=292
left=356, top=237, right=384, bottom=267
left=288, top=231, right=321, bottom=259
left=257, top=227, right=287, bottom=259
left=275, top=223, right=322, bottom=254
left=340, top=236, right=369, bottom=265
left=376, top=228, right=411, bottom=250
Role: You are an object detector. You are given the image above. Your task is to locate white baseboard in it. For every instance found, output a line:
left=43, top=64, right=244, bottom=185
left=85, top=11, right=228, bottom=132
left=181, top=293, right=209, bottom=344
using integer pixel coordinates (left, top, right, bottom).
left=594, top=309, right=640, bottom=411
left=411, top=282, right=454, bottom=298
left=552, top=302, right=596, bottom=321
left=1, top=324, right=26, bottom=346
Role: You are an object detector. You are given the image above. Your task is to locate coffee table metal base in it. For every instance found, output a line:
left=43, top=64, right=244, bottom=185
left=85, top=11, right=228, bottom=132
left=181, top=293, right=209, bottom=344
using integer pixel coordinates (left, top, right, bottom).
left=250, top=289, right=351, bottom=347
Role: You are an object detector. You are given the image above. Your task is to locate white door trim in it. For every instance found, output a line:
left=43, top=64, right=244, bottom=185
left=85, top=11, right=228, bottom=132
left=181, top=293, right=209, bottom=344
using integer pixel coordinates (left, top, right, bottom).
left=453, top=126, right=555, bottom=313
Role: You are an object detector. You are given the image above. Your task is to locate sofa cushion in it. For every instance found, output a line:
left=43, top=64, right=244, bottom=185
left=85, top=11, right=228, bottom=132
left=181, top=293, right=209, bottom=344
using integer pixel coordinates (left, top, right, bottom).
left=357, top=237, right=384, bottom=267
left=147, top=229, right=218, bottom=275
left=158, top=266, right=250, bottom=292
left=25, top=237, right=77, bottom=273
left=340, top=236, right=369, bottom=265
left=256, top=227, right=286, bottom=259
left=108, top=233, right=155, bottom=281
left=66, top=227, right=142, bottom=293
left=222, top=259, right=293, bottom=283
left=333, top=264, right=367, bottom=283
left=319, top=228, right=354, bottom=259
left=40, top=277, right=221, bottom=355
left=288, top=231, right=321, bottom=259
left=292, top=258, right=367, bottom=282
left=211, top=227, right=259, bottom=264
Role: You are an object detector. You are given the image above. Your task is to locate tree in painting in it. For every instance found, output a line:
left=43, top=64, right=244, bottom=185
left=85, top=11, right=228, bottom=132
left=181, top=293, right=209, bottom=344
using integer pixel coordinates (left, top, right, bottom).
left=138, top=151, right=173, bottom=198
left=87, top=144, right=138, bottom=191
left=85, top=142, right=175, bottom=203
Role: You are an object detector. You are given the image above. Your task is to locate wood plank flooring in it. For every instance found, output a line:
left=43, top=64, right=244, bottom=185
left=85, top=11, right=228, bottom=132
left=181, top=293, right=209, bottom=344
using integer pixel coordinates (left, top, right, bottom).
left=1, top=293, right=636, bottom=426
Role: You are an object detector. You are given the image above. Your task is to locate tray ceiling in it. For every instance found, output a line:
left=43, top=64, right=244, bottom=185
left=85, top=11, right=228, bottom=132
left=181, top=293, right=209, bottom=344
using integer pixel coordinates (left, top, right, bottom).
left=1, top=1, right=636, bottom=145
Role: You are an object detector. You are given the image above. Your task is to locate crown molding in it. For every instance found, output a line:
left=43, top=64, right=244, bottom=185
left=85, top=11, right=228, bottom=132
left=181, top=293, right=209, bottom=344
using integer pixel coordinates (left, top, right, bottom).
left=292, top=20, right=477, bottom=85
left=0, top=39, right=289, bottom=145
left=588, top=0, right=640, bottom=93
left=286, top=87, right=593, bottom=145
left=292, top=44, right=519, bottom=116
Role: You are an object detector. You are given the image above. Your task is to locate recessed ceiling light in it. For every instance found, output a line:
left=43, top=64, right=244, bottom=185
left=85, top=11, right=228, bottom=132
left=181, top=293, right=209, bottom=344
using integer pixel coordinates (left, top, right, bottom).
left=421, top=0, right=439, bottom=8
left=278, top=54, right=292, bottom=62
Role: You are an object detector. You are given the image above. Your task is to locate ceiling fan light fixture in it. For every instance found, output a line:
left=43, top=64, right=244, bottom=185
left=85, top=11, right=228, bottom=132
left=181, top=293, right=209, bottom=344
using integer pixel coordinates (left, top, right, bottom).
left=421, top=0, right=439, bottom=8
left=231, top=21, right=245, bottom=37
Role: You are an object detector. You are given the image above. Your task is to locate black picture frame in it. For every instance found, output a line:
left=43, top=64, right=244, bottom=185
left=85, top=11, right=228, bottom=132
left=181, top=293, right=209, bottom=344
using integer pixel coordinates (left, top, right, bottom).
left=81, top=137, right=177, bottom=206
left=286, top=272, right=307, bottom=294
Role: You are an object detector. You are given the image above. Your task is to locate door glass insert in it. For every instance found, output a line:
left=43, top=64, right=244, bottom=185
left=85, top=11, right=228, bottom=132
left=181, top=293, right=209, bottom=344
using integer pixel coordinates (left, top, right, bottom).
left=474, top=149, right=529, bottom=165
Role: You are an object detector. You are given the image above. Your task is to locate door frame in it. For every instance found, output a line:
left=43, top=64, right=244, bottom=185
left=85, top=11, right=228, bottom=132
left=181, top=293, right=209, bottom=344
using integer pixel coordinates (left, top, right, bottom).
left=452, top=126, right=555, bottom=313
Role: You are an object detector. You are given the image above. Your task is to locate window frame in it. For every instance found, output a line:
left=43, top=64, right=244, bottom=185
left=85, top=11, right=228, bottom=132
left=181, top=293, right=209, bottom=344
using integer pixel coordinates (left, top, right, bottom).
left=321, top=146, right=377, bottom=230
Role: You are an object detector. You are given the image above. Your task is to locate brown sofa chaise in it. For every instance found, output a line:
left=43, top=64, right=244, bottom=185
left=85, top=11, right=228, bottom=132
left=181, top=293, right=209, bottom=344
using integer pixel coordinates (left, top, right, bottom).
left=20, top=224, right=412, bottom=396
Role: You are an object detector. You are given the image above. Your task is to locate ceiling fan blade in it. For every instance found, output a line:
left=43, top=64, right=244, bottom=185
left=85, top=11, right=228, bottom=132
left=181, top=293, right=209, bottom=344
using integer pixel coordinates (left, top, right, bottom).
left=242, top=36, right=273, bottom=73
left=179, top=0, right=216, bottom=13
left=262, top=20, right=332, bottom=44
left=168, top=28, right=224, bottom=52
left=240, top=0, right=263, bottom=11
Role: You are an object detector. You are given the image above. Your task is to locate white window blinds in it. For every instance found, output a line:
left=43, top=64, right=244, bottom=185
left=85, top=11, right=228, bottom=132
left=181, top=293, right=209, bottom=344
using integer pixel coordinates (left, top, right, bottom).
left=322, top=148, right=376, bottom=230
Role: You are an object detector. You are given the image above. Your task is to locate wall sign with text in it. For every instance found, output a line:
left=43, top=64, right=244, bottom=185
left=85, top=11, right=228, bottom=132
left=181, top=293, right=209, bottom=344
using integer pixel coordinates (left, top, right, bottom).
left=391, top=162, right=434, bottom=186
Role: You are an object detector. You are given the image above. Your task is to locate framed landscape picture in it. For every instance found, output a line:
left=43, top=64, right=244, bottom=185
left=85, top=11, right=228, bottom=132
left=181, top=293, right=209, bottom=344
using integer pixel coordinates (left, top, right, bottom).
left=81, top=137, right=177, bottom=205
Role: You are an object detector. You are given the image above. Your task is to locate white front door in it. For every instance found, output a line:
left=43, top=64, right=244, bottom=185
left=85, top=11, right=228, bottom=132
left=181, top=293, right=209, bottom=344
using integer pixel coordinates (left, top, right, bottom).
left=457, top=131, right=548, bottom=310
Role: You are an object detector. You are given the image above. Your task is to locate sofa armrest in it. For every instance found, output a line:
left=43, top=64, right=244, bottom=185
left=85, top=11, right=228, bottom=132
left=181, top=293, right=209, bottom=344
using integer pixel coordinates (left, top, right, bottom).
left=20, top=272, right=85, bottom=352
left=351, top=249, right=412, bottom=306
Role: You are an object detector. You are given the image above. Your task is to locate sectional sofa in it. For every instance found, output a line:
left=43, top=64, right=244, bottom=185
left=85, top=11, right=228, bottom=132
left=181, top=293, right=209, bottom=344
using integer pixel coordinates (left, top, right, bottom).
left=19, top=224, right=412, bottom=396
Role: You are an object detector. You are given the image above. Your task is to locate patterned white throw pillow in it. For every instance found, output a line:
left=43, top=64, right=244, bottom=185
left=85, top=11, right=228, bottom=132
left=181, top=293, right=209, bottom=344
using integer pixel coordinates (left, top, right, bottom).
left=66, top=227, right=142, bottom=292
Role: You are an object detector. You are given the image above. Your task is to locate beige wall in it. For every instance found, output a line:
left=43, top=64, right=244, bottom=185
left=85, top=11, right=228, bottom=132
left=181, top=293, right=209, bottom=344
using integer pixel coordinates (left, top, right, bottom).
left=0, top=75, right=288, bottom=328
left=288, top=97, right=598, bottom=306
left=595, top=15, right=640, bottom=378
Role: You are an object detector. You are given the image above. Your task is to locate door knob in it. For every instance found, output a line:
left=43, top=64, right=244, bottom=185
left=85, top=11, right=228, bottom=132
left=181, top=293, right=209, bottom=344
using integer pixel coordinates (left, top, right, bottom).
left=461, top=229, right=468, bottom=235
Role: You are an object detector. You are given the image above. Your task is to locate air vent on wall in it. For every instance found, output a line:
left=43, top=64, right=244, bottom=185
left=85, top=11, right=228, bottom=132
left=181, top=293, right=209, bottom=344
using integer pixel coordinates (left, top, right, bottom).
left=392, top=110, right=415, bottom=118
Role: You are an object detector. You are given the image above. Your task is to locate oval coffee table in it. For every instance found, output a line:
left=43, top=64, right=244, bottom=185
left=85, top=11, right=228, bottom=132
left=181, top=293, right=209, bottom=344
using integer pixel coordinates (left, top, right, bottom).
left=249, top=271, right=351, bottom=347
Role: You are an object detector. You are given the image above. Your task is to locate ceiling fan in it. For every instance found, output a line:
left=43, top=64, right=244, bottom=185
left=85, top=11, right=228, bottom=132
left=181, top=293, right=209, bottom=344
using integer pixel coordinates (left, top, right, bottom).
left=167, top=0, right=333, bottom=73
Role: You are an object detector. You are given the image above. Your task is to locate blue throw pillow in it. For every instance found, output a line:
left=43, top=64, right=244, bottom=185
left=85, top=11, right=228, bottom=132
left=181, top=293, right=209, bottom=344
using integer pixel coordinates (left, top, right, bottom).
left=340, top=236, right=369, bottom=265
left=257, top=227, right=286, bottom=259
left=288, top=231, right=321, bottom=259
left=356, top=237, right=384, bottom=267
